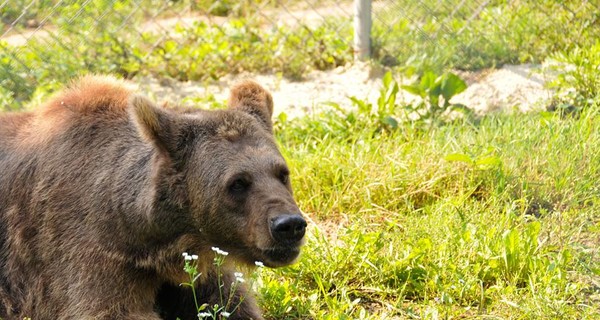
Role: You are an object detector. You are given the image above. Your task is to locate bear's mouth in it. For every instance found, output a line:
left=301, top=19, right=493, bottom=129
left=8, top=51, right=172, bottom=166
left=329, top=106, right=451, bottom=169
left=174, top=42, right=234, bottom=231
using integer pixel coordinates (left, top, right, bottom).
left=261, top=246, right=301, bottom=267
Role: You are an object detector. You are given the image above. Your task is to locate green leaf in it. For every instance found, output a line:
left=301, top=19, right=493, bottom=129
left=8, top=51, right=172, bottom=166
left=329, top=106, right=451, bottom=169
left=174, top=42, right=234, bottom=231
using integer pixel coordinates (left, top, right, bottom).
left=382, top=116, right=398, bottom=129
left=401, top=84, right=424, bottom=97
left=349, top=97, right=372, bottom=114
left=382, top=71, right=394, bottom=90
left=439, top=73, right=467, bottom=101
left=163, top=40, right=177, bottom=53
left=526, top=221, right=541, bottom=240
left=386, top=82, right=399, bottom=103
left=382, top=82, right=399, bottom=114
left=277, top=111, right=288, bottom=124
left=429, top=81, right=442, bottom=99
left=420, top=70, right=437, bottom=93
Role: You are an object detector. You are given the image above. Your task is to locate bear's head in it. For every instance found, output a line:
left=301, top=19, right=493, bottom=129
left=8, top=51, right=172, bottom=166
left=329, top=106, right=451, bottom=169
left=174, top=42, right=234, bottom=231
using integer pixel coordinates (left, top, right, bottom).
left=129, top=81, right=306, bottom=268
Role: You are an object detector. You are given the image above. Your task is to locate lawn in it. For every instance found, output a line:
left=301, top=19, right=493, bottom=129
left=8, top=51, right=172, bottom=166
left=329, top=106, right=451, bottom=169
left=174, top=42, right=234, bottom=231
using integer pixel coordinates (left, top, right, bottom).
left=256, top=96, right=600, bottom=319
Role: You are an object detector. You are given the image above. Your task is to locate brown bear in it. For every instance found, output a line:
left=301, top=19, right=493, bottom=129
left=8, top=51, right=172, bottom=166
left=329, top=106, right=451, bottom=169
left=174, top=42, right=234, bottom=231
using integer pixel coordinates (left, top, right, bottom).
left=0, top=75, right=306, bottom=320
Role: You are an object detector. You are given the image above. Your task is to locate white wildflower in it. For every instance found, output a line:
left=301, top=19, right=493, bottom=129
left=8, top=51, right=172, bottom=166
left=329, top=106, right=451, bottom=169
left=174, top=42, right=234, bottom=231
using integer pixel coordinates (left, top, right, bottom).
left=191, top=254, right=199, bottom=260
left=211, top=247, right=229, bottom=256
left=221, top=311, right=231, bottom=318
left=198, top=312, right=212, bottom=318
left=234, top=272, right=245, bottom=282
left=254, top=261, right=265, bottom=267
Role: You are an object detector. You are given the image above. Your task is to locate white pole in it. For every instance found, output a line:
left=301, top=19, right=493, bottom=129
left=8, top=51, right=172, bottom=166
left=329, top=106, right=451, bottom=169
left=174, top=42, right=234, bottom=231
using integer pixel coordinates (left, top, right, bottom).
left=353, top=0, right=372, bottom=61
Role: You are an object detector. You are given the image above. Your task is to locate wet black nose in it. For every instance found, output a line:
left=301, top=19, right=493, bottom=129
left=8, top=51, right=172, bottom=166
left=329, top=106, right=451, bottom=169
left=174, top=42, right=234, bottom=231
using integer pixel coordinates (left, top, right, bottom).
left=271, top=214, right=307, bottom=243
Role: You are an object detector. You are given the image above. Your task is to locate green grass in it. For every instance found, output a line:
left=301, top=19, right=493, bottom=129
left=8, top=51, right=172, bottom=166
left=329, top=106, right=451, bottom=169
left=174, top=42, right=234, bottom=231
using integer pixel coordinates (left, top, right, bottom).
left=252, top=104, right=600, bottom=319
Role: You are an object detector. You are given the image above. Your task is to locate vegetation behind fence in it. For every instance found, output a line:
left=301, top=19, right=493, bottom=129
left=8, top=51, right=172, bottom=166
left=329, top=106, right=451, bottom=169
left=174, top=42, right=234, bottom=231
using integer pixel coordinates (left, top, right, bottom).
left=1, top=0, right=599, bottom=110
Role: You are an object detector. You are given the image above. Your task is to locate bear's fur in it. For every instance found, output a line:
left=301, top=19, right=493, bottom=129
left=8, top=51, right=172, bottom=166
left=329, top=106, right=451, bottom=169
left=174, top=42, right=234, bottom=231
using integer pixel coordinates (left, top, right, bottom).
left=0, top=75, right=306, bottom=320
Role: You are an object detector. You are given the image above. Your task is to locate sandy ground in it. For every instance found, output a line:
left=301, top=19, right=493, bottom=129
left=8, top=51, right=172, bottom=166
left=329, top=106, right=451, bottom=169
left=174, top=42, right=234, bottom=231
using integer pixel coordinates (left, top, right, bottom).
left=136, top=62, right=553, bottom=118
left=453, top=64, right=553, bottom=113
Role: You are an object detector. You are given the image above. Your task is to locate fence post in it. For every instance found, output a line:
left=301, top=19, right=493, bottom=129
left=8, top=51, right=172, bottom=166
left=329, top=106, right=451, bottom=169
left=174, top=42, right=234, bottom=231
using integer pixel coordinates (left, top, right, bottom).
left=353, top=0, right=371, bottom=61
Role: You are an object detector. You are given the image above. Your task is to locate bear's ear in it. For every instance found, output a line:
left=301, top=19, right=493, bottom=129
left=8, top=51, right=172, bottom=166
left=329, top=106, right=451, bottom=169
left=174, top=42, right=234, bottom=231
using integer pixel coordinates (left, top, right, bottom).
left=129, top=94, right=178, bottom=155
left=228, top=80, right=274, bottom=132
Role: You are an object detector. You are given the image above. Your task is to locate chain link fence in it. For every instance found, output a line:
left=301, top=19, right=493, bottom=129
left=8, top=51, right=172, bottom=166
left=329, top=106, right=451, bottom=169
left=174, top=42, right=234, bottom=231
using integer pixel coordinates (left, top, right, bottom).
left=1, top=0, right=599, bottom=110
left=1, top=0, right=356, bottom=108
left=371, top=0, right=599, bottom=69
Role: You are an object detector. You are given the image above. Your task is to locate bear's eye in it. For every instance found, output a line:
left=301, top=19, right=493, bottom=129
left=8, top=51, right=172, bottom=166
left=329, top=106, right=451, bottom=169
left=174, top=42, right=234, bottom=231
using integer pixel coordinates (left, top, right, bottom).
left=229, top=178, right=251, bottom=195
left=279, top=169, right=290, bottom=185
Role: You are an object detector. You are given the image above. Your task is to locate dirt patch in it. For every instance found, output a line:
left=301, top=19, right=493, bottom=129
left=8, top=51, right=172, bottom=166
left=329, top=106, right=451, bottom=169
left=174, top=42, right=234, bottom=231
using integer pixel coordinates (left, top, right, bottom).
left=453, top=64, right=553, bottom=114
left=137, top=62, right=381, bottom=118
left=136, top=62, right=553, bottom=118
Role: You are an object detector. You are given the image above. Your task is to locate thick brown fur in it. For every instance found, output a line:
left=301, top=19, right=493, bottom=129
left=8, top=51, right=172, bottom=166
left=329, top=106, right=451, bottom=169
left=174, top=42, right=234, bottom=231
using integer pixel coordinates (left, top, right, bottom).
left=0, top=75, right=305, bottom=319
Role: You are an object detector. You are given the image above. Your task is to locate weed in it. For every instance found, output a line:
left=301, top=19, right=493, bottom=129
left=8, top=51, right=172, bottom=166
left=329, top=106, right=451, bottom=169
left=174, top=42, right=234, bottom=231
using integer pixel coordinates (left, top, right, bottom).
left=324, top=70, right=469, bottom=134
left=546, top=42, right=600, bottom=112
left=401, top=70, right=470, bottom=123
left=181, top=248, right=256, bottom=319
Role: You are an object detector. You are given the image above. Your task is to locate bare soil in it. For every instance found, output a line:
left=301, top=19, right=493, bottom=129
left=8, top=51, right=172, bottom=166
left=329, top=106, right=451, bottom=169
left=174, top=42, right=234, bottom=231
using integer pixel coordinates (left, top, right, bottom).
left=136, top=62, right=553, bottom=118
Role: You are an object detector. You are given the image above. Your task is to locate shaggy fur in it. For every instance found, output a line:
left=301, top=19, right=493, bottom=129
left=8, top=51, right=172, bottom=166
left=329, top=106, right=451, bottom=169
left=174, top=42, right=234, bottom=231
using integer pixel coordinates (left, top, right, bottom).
left=0, top=76, right=306, bottom=319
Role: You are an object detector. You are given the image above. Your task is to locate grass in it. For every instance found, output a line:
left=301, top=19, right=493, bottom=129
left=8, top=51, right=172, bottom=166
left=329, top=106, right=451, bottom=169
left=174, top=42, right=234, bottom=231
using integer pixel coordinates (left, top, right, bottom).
left=250, top=103, right=600, bottom=319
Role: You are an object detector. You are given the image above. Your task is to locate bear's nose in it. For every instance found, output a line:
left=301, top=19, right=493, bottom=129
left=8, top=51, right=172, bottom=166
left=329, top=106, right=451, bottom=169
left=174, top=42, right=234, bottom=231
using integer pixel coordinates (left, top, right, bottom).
left=270, top=214, right=307, bottom=243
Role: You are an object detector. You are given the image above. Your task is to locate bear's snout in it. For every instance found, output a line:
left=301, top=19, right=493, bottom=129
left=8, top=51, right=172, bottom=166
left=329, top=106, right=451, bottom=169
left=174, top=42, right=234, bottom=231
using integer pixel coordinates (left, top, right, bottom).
left=270, top=214, right=307, bottom=244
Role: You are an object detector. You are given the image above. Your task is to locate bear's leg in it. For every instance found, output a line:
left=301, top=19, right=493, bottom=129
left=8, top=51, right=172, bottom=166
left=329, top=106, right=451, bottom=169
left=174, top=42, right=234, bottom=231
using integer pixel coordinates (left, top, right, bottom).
left=76, top=311, right=162, bottom=320
left=155, top=282, right=197, bottom=320
left=56, top=264, right=163, bottom=320
left=63, top=301, right=164, bottom=320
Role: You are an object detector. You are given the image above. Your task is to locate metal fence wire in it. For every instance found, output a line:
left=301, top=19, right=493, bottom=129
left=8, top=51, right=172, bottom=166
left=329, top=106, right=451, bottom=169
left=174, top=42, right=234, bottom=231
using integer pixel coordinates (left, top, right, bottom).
left=372, top=0, right=600, bottom=70
left=1, top=0, right=599, bottom=109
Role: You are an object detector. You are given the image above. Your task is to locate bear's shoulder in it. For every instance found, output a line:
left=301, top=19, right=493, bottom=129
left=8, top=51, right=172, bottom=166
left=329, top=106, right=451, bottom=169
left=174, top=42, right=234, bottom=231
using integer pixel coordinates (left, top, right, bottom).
left=7, top=75, right=136, bottom=147
left=42, top=74, right=135, bottom=117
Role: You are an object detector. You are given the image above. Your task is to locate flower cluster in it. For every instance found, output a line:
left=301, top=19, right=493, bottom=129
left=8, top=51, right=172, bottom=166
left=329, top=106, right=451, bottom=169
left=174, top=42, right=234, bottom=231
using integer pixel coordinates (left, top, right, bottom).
left=182, top=252, right=199, bottom=261
left=211, top=247, right=229, bottom=256
left=234, top=272, right=245, bottom=283
left=197, top=311, right=231, bottom=318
